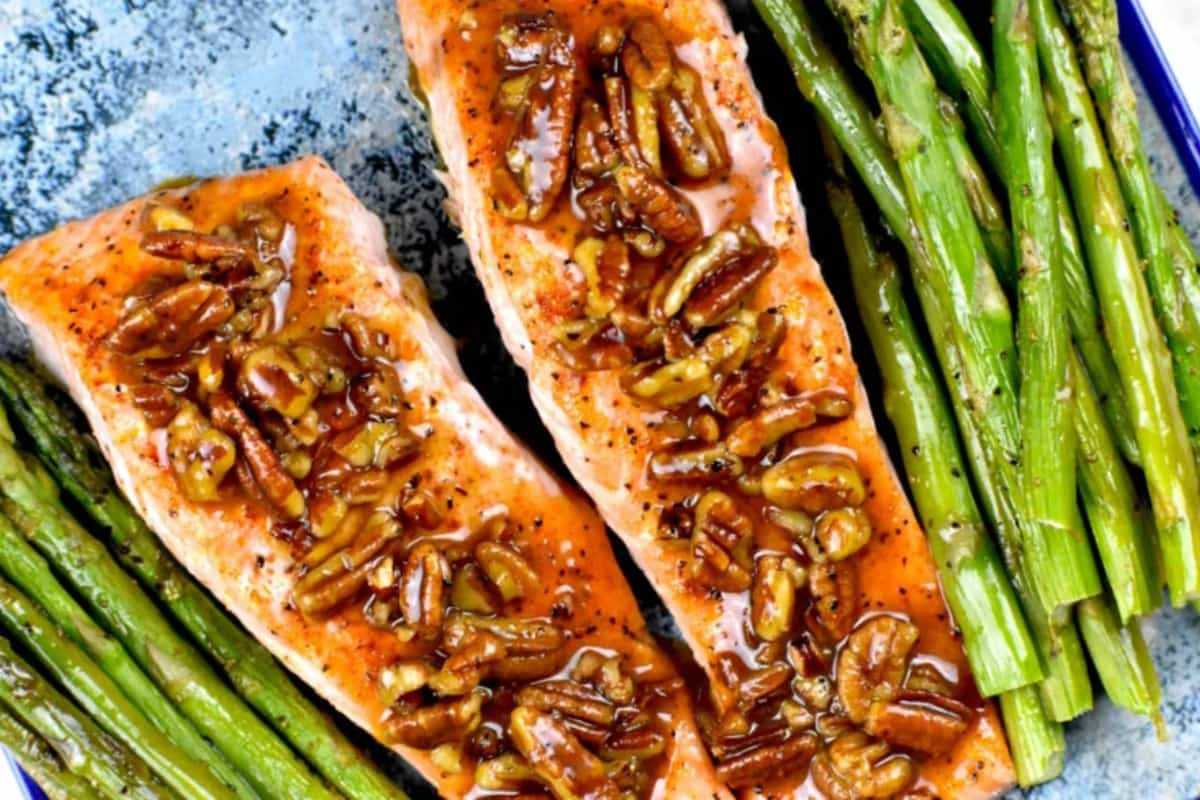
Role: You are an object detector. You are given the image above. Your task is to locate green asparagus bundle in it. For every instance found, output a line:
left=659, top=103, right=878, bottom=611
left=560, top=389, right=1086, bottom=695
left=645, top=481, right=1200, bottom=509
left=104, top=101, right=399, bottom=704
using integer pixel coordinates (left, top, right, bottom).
left=0, top=507, right=252, bottom=799
left=0, top=632, right=173, bottom=800
left=0, top=406, right=338, bottom=800
left=1033, top=0, right=1200, bottom=607
left=895, top=0, right=1162, bottom=621
left=1062, top=0, right=1200, bottom=456
left=901, top=0, right=1141, bottom=465
left=822, top=124, right=1060, bottom=783
left=0, top=569, right=238, bottom=800
left=0, top=361, right=405, bottom=800
left=0, top=702, right=105, bottom=800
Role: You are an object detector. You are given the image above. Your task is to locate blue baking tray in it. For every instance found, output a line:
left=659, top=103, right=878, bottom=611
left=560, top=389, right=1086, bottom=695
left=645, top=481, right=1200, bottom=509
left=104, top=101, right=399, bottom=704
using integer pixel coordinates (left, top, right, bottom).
left=3, top=0, right=1199, bottom=797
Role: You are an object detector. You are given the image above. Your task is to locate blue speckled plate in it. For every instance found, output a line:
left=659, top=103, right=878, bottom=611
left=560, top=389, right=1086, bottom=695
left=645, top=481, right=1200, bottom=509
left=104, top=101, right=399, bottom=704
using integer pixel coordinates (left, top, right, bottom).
left=1, top=2, right=1198, bottom=798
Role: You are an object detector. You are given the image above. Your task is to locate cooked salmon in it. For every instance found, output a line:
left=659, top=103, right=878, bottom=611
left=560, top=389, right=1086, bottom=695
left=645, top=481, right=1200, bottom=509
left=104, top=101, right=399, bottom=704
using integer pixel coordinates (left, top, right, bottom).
left=397, top=1, right=1014, bottom=797
left=0, top=156, right=730, bottom=800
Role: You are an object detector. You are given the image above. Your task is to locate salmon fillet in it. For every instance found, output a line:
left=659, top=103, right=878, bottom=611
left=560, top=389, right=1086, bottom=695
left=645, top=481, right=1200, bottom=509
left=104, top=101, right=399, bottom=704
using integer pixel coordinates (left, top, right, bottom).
left=397, top=1, right=1013, bottom=797
left=0, top=156, right=730, bottom=800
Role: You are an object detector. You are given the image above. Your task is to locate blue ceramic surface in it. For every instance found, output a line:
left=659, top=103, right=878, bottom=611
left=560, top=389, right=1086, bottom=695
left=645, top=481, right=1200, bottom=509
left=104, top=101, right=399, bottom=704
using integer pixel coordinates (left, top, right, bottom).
left=1, top=2, right=1198, bottom=799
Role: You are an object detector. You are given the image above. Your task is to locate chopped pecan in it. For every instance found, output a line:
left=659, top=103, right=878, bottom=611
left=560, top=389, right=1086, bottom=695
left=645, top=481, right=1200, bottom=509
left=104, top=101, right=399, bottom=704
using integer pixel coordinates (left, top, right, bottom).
left=400, top=543, right=449, bottom=637
left=132, top=382, right=181, bottom=428
left=475, top=541, right=539, bottom=602
left=575, top=96, right=619, bottom=177
left=140, top=230, right=252, bottom=265
left=816, top=731, right=914, bottom=799
left=108, top=281, right=234, bottom=359
left=450, top=562, right=500, bottom=615
left=551, top=319, right=634, bottom=371
left=689, top=490, right=754, bottom=592
left=385, top=691, right=485, bottom=749
left=864, top=690, right=971, bottom=755
left=814, top=506, right=872, bottom=561
left=496, top=13, right=580, bottom=222
left=761, top=449, right=866, bottom=515
left=165, top=401, right=236, bottom=502
left=750, top=555, right=798, bottom=642
left=625, top=357, right=713, bottom=407
left=658, top=64, right=730, bottom=180
left=208, top=393, right=304, bottom=518
left=808, top=559, right=858, bottom=640
left=726, top=396, right=817, bottom=457
left=648, top=442, right=743, bottom=483
left=516, top=681, right=616, bottom=727
left=715, top=731, right=818, bottom=790
left=620, top=18, right=673, bottom=91
left=509, top=706, right=623, bottom=800
left=659, top=227, right=749, bottom=321
left=683, top=243, right=777, bottom=330
left=574, top=235, right=630, bottom=319
left=837, top=615, right=920, bottom=724
left=293, top=512, right=401, bottom=616
left=238, top=344, right=318, bottom=419
left=613, top=164, right=700, bottom=243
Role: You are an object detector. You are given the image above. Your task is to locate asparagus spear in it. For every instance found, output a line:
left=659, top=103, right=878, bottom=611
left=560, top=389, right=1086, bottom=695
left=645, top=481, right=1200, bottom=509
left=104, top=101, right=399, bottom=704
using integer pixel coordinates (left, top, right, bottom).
left=0, top=409, right=338, bottom=800
left=753, top=0, right=1094, bottom=721
left=0, top=570, right=237, bottom=800
left=1073, top=353, right=1162, bottom=621
left=1076, top=595, right=1162, bottom=723
left=901, top=0, right=1141, bottom=465
left=1062, top=0, right=1200, bottom=455
left=0, top=702, right=105, bottom=800
left=999, top=684, right=1067, bottom=787
left=824, top=129, right=1041, bottom=695
left=994, top=0, right=1083, bottom=628
left=936, top=93, right=1016, bottom=287
left=0, top=632, right=174, bottom=800
left=1033, top=0, right=1200, bottom=606
left=0, top=362, right=405, bottom=800
left=0, top=505, right=255, bottom=799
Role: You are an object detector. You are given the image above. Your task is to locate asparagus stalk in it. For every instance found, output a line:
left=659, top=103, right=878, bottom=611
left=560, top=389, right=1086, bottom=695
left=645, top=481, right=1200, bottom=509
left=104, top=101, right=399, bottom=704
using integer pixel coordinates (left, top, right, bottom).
left=0, top=410, right=338, bottom=800
left=0, top=507, right=254, bottom=799
left=831, top=0, right=1101, bottom=613
left=1033, top=0, right=1200, bottom=606
left=1073, top=353, right=1162, bottom=621
left=0, top=703, right=105, bottom=800
left=754, top=0, right=1094, bottom=720
left=901, top=0, right=1141, bottom=465
left=999, top=684, right=1066, bottom=787
left=936, top=93, right=1016, bottom=287
left=0, top=570, right=237, bottom=800
left=1076, top=595, right=1162, bottom=722
left=1062, top=0, right=1200, bottom=455
left=823, top=130, right=1041, bottom=695
left=0, top=363, right=404, bottom=800
left=994, top=0, right=1084, bottom=625
left=0, top=632, right=174, bottom=800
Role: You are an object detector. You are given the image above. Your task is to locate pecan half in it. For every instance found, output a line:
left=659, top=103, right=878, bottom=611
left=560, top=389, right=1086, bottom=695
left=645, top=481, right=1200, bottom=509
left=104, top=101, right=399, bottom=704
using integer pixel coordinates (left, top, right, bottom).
left=385, top=691, right=485, bottom=749
left=864, top=690, right=971, bottom=756
left=140, top=230, right=252, bottom=265
left=761, top=449, right=866, bottom=516
left=658, top=64, right=730, bottom=181
left=620, top=18, right=673, bottom=91
left=509, top=706, right=623, bottom=800
left=715, top=731, right=818, bottom=790
left=108, top=281, right=234, bottom=359
left=495, top=13, right=580, bottom=222
left=837, top=615, right=920, bottom=724
left=209, top=392, right=304, bottom=518
left=613, top=164, right=700, bottom=244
